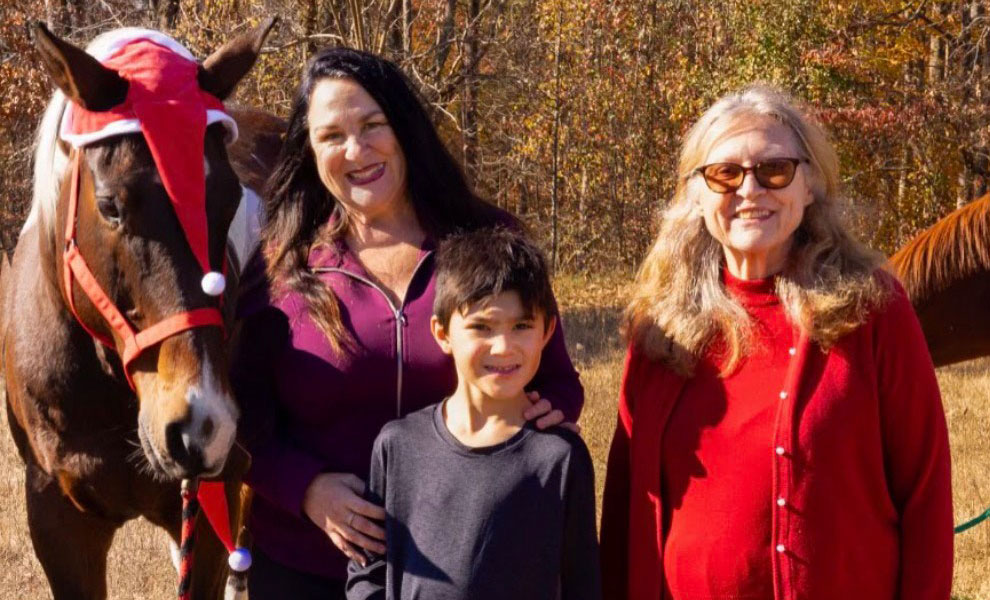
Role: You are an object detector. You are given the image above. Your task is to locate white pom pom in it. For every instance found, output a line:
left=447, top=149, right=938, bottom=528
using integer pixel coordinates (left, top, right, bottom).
left=201, top=271, right=226, bottom=296
left=227, top=547, right=252, bottom=572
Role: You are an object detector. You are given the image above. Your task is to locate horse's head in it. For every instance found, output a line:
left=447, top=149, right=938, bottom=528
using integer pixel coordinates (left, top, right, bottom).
left=31, top=21, right=275, bottom=479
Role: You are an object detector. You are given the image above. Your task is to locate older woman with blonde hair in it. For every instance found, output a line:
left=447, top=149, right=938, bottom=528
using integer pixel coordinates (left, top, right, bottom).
left=600, top=85, right=952, bottom=599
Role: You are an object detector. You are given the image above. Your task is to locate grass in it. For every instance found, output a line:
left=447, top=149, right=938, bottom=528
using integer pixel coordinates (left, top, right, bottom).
left=0, top=273, right=987, bottom=598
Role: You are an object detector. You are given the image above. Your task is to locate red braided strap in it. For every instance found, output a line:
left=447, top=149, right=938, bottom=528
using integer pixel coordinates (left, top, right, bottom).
left=178, top=479, right=200, bottom=600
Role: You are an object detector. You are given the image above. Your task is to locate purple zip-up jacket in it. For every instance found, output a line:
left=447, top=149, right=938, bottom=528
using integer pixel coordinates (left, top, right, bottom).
left=232, top=234, right=584, bottom=581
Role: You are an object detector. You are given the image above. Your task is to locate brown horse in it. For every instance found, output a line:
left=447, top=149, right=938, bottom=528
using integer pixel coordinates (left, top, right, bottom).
left=889, top=194, right=990, bottom=367
left=0, top=22, right=279, bottom=599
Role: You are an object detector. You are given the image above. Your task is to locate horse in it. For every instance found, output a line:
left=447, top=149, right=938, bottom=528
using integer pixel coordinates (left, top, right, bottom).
left=0, top=21, right=279, bottom=599
left=888, top=193, right=990, bottom=367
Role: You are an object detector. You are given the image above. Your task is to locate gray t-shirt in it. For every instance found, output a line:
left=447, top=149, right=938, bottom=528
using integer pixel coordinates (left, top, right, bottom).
left=345, top=402, right=601, bottom=600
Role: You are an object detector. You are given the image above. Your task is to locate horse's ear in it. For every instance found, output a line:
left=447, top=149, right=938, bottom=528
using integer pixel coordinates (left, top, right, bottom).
left=198, top=17, right=278, bottom=100
left=30, top=22, right=128, bottom=111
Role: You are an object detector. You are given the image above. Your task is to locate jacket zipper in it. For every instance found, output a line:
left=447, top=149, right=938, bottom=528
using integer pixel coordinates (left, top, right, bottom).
left=313, top=251, right=432, bottom=418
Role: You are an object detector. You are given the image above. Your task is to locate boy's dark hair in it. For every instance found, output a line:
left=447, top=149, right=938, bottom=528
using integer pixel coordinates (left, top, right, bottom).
left=433, top=227, right=557, bottom=330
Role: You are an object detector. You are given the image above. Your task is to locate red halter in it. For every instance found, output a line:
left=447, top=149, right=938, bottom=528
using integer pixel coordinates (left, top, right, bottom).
left=61, top=150, right=225, bottom=390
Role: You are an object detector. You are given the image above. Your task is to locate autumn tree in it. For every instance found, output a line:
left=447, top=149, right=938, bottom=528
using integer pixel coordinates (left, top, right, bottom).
left=3, top=0, right=989, bottom=266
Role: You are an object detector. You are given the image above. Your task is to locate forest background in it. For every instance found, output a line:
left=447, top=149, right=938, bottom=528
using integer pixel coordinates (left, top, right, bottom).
left=1, top=0, right=989, bottom=599
left=3, top=0, right=990, bottom=264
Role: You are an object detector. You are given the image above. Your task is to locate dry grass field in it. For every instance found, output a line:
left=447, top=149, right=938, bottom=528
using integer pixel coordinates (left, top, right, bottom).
left=0, top=273, right=988, bottom=599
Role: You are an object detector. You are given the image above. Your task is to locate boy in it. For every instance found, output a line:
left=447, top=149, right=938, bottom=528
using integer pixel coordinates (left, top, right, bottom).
left=345, top=227, right=601, bottom=600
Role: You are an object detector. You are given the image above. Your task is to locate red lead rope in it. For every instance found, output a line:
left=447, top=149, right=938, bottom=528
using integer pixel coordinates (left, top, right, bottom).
left=178, top=479, right=199, bottom=600
left=178, top=479, right=252, bottom=599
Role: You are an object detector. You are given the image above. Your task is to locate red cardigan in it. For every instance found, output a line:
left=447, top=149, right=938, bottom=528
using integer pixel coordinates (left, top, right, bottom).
left=600, top=285, right=953, bottom=600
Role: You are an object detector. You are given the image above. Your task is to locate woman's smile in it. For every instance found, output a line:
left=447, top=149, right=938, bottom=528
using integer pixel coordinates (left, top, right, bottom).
left=347, top=162, right=385, bottom=185
left=733, top=207, right=774, bottom=222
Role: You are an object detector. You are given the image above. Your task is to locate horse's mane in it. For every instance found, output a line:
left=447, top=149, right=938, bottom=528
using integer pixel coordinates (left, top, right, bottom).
left=889, top=193, right=990, bottom=303
left=23, top=90, right=69, bottom=242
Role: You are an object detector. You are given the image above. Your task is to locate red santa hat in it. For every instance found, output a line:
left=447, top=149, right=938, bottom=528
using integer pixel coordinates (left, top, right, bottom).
left=60, top=29, right=238, bottom=296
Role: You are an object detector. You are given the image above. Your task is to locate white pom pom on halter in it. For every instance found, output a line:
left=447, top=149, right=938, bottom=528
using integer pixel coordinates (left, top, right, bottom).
left=201, top=271, right=226, bottom=296
left=227, top=547, right=252, bottom=572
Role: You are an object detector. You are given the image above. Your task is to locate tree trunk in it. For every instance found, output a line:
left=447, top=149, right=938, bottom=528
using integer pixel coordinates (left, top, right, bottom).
left=461, top=0, right=481, bottom=183
left=158, top=0, right=180, bottom=29
left=973, top=1, right=987, bottom=101
left=323, top=0, right=347, bottom=44
left=402, top=0, right=412, bottom=55
left=47, top=0, right=77, bottom=34
left=518, top=180, right=528, bottom=216
left=957, top=169, right=971, bottom=208
left=347, top=0, right=367, bottom=50
left=578, top=165, right=587, bottom=232
left=897, top=145, right=911, bottom=207
left=43, top=0, right=69, bottom=35
left=435, top=0, right=458, bottom=76
left=959, top=1, right=976, bottom=91
left=550, top=0, right=563, bottom=273
left=383, top=0, right=403, bottom=57
left=926, top=9, right=944, bottom=86
left=303, top=0, right=319, bottom=55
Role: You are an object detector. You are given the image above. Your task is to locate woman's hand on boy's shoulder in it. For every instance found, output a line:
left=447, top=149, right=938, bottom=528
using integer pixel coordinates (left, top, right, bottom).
left=524, top=391, right=581, bottom=434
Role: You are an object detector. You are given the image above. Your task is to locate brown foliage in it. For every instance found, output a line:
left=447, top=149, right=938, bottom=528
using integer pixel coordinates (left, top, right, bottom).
left=3, top=0, right=990, bottom=268
left=0, top=4, right=50, bottom=252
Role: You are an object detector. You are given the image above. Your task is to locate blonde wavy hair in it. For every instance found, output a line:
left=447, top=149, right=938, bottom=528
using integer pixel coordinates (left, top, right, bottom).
left=626, top=85, right=890, bottom=376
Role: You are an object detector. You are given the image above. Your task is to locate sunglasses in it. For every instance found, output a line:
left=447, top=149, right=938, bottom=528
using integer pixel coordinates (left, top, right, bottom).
left=695, top=158, right=807, bottom=193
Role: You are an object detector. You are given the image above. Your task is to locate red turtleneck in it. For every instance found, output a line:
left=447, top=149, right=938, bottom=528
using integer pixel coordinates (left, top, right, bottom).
left=660, top=271, right=789, bottom=599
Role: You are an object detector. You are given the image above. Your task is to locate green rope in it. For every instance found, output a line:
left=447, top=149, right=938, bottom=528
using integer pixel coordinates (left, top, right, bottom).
left=954, top=506, right=990, bottom=534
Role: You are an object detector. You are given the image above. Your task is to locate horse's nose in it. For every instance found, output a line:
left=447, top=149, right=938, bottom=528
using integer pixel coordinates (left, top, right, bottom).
left=164, top=418, right=211, bottom=477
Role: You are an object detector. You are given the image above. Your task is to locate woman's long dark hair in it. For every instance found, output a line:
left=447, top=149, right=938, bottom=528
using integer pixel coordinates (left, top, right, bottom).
left=262, top=47, right=510, bottom=348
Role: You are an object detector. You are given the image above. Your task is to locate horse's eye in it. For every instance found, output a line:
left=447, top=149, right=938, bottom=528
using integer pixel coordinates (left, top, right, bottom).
left=96, top=196, right=122, bottom=225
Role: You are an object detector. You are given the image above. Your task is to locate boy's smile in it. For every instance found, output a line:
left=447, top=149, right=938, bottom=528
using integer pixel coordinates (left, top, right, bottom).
left=432, top=290, right=556, bottom=405
left=484, top=364, right=520, bottom=375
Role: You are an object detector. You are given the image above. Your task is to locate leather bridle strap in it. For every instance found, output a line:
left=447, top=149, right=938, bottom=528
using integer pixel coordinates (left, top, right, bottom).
left=62, top=150, right=224, bottom=390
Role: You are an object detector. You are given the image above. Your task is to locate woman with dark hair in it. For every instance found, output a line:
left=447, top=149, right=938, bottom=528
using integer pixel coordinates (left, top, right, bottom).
left=232, top=47, right=584, bottom=598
